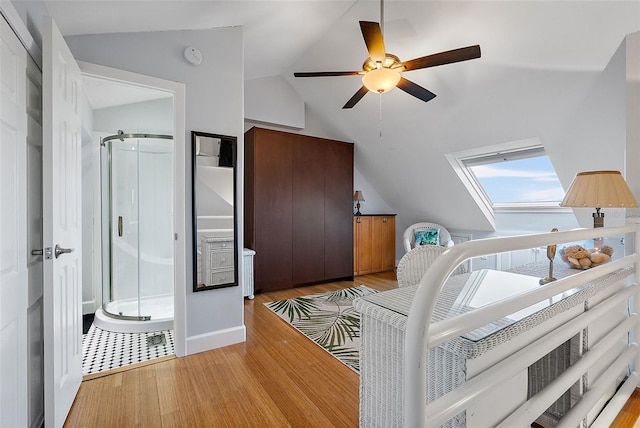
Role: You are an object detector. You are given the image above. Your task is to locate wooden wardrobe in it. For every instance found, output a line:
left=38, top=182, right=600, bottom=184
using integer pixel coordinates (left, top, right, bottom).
left=244, top=127, right=354, bottom=293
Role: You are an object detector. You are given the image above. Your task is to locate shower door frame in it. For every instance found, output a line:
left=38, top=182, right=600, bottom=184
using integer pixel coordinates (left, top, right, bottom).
left=101, top=132, right=175, bottom=322
left=79, top=60, right=187, bottom=357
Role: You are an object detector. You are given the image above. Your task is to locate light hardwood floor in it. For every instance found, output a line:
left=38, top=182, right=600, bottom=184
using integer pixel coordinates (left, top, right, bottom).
left=65, top=272, right=397, bottom=427
left=65, top=270, right=639, bottom=427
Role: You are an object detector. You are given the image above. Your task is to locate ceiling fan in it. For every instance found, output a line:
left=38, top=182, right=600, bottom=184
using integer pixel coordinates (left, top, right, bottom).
left=294, top=21, right=481, bottom=109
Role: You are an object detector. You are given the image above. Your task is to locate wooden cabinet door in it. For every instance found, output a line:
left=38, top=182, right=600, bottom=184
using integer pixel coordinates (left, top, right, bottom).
left=353, top=218, right=358, bottom=275
left=324, top=140, right=354, bottom=280
left=246, top=127, right=354, bottom=291
left=354, top=216, right=372, bottom=275
left=381, top=216, right=396, bottom=271
left=251, top=129, right=293, bottom=292
left=371, top=216, right=395, bottom=272
left=292, top=137, right=325, bottom=285
left=370, top=216, right=385, bottom=272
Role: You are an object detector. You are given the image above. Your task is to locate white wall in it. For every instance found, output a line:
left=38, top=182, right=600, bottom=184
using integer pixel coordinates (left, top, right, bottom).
left=353, top=168, right=393, bottom=215
left=93, top=97, right=174, bottom=134
left=65, top=27, right=245, bottom=349
left=245, top=75, right=305, bottom=129
left=81, top=94, right=99, bottom=314
left=625, top=32, right=640, bottom=224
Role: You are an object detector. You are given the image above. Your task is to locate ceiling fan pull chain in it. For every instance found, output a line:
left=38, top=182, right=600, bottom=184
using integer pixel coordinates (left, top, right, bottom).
left=379, top=93, right=383, bottom=139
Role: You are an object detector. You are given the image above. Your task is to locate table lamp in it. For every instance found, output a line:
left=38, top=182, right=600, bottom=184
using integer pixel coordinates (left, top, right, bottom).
left=560, top=170, right=638, bottom=228
left=354, top=190, right=365, bottom=215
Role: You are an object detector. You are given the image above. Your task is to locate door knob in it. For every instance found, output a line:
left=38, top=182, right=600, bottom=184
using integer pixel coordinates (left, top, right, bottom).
left=54, top=244, right=74, bottom=259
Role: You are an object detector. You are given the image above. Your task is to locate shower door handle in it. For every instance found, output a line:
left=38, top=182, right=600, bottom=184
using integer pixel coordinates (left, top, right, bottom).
left=54, top=244, right=74, bottom=259
left=118, top=216, right=123, bottom=237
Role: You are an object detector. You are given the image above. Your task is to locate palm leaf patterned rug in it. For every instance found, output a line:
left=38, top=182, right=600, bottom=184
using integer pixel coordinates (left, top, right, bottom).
left=264, top=285, right=378, bottom=373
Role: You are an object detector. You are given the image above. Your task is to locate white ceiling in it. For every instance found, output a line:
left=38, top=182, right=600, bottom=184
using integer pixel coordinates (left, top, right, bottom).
left=35, top=0, right=640, bottom=233
left=41, top=0, right=637, bottom=79
left=41, top=0, right=359, bottom=80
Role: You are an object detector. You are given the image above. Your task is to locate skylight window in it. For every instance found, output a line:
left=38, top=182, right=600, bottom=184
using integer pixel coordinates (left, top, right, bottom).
left=465, top=151, right=564, bottom=205
left=446, top=138, right=566, bottom=226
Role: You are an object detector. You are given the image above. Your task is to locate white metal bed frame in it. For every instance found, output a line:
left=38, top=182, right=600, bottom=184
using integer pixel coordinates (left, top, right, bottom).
left=404, top=224, right=640, bottom=427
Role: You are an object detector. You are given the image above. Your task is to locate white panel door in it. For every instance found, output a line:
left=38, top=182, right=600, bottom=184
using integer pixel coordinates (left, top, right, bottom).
left=42, top=17, right=83, bottom=428
left=0, top=15, right=28, bottom=428
left=26, top=46, right=45, bottom=428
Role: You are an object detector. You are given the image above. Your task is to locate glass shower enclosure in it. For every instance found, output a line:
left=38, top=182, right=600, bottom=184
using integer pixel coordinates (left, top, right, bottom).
left=99, top=131, right=174, bottom=330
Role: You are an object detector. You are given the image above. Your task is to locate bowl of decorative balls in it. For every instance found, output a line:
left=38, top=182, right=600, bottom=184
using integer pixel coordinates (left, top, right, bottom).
left=559, top=244, right=614, bottom=269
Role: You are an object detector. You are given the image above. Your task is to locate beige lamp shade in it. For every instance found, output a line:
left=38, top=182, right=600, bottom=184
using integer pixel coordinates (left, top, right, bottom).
left=560, top=170, right=638, bottom=208
left=560, top=170, right=638, bottom=227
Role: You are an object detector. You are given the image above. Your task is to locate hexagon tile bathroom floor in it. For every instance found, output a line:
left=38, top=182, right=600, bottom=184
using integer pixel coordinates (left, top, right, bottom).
left=82, top=324, right=175, bottom=375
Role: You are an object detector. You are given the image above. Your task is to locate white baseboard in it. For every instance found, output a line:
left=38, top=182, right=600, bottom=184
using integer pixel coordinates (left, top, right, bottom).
left=82, top=300, right=97, bottom=315
left=185, top=325, right=246, bottom=356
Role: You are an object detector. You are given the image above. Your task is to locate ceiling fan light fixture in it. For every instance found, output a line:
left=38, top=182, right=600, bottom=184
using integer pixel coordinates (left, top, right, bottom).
left=293, top=19, right=480, bottom=108
left=362, top=67, right=401, bottom=93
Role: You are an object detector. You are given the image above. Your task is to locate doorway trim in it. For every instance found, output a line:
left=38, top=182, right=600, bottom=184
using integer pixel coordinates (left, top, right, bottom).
left=78, top=60, right=187, bottom=357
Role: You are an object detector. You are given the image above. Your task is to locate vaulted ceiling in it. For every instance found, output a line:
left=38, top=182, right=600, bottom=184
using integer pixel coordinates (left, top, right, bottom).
left=38, top=0, right=640, bottom=233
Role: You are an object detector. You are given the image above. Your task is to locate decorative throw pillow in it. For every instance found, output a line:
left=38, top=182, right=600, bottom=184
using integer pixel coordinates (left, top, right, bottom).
left=414, top=228, right=440, bottom=247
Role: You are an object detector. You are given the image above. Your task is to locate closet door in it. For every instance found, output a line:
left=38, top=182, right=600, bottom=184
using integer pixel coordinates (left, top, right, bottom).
left=324, top=141, right=353, bottom=279
left=245, top=127, right=354, bottom=292
left=1, top=15, right=29, bottom=427
left=292, top=136, right=325, bottom=285
left=251, top=129, right=293, bottom=292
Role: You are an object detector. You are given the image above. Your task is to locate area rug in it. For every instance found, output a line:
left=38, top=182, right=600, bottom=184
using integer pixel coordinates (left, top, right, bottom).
left=264, top=285, right=378, bottom=373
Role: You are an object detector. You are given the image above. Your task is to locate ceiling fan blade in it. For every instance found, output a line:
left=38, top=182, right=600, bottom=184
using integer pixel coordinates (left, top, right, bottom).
left=294, top=71, right=361, bottom=77
left=343, top=86, right=369, bottom=109
left=360, top=21, right=386, bottom=63
left=397, top=78, right=437, bottom=103
left=400, top=45, right=481, bottom=72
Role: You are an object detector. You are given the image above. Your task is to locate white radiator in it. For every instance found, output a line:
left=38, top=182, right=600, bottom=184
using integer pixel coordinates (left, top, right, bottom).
left=243, top=248, right=256, bottom=299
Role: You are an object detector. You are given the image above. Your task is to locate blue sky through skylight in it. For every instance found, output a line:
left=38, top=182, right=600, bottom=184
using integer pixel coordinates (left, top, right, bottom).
left=469, top=156, right=564, bottom=204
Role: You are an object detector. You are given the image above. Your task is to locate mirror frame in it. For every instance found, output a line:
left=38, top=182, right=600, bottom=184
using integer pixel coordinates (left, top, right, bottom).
left=191, top=131, right=238, bottom=292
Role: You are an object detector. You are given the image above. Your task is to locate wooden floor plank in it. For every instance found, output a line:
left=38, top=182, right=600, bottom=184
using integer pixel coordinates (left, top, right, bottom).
left=611, top=388, right=640, bottom=427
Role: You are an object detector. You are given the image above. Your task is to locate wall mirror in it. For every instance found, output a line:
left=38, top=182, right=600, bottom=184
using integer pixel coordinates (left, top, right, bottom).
left=192, top=131, right=238, bottom=292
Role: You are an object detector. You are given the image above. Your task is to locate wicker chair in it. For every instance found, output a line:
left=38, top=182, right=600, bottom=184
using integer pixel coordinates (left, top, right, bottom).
left=402, top=222, right=454, bottom=252
left=396, top=246, right=465, bottom=288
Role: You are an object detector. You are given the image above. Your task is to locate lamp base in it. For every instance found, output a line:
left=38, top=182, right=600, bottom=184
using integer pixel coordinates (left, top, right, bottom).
left=355, top=202, right=362, bottom=216
left=593, top=208, right=604, bottom=228
left=539, top=259, right=556, bottom=285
